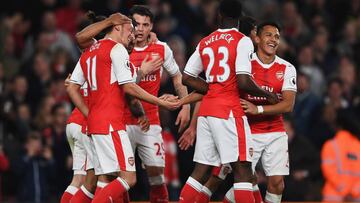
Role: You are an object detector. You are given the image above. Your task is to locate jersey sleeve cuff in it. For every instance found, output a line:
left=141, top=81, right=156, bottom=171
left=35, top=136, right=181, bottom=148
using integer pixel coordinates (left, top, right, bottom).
left=282, top=88, right=297, bottom=92
left=184, top=70, right=198, bottom=78
left=118, top=79, right=133, bottom=85
left=169, top=69, right=179, bottom=77
left=236, top=71, right=251, bottom=75
left=69, top=79, right=84, bottom=86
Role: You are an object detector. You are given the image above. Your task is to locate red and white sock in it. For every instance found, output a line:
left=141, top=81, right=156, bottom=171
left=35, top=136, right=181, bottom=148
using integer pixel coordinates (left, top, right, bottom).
left=92, top=177, right=129, bottom=203
left=253, top=185, right=263, bottom=203
left=149, top=184, right=169, bottom=203
left=94, top=181, right=108, bottom=196
left=195, top=186, right=212, bottom=203
left=264, top=191, right=281, bottom=203
left=149, top=175, right=168, bottom=203
left=70, top=185, right=94, bottom=203
left=223, top=187, right=234, bottom=203
left=179, top=177, right=203, bottom=203
left=61, top=185, right=78, bottom=203
left=234, top=182, right=255, bottom=203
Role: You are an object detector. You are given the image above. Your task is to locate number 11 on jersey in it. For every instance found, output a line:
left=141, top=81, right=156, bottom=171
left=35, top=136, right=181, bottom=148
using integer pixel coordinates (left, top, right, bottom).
left=86, top=56, right=97, bottom=90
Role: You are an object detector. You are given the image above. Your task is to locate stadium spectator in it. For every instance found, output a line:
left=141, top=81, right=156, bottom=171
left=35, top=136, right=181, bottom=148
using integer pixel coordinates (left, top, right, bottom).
left=14, top=132, right=56, bottom=203
left=282, top=115, right=322, bottom=201
left=293, top=71, right=321, bottom=137
left=321, top=109, right=360, bottom=202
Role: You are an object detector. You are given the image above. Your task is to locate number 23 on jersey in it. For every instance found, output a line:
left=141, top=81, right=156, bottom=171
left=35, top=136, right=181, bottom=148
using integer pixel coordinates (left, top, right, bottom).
left=202, top=46, right=230, bottom=83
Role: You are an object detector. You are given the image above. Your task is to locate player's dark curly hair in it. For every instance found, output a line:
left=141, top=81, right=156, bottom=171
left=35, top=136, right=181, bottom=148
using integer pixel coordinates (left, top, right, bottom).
left=129, top=5, right=154, bottom=23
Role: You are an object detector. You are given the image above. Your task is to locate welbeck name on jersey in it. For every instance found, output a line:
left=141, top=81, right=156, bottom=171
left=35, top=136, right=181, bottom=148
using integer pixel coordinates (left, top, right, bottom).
left=205, top=33, right=235, bottom=46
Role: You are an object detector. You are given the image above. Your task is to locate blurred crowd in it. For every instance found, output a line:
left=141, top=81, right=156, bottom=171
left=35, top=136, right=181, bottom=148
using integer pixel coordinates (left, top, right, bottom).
left=0, top=0, right=359, bottom=202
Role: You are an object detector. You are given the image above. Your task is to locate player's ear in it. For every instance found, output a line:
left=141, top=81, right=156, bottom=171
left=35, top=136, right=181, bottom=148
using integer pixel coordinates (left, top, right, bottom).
left=114, top=24, right=122, bottom=32
left=149, top=22, right=153, bottom=31
left=254, top=35, right=261, bottom=44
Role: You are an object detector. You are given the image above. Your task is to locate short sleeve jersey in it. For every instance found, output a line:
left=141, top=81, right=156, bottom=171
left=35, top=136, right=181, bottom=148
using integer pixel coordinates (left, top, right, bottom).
left=125, top=41, right=179, bottom=125
left=184, top=28, right=254, bottom=118
left=244, top=54, right=297, bottom=133
left=70, top=39, right=133, bottom=134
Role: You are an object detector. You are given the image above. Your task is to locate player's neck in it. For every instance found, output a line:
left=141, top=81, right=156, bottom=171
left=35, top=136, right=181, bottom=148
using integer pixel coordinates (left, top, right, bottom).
left=256, top=51, right=275, bottom=64
left=136, top=39, right=149, bottom=48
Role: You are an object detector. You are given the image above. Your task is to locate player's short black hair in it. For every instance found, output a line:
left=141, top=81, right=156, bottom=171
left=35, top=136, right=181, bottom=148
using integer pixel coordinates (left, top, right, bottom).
left=256, top=21, right=281, bottom=36
left=219, top=0, right=242, bottom=19
left=239, top=16, right=257, bottom=36
left=129, top=5, right=154, bottom=23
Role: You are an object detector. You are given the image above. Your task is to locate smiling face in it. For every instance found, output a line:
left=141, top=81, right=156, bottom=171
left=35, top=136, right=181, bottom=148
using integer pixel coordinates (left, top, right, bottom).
left=255, top=25, right=280, bottom=57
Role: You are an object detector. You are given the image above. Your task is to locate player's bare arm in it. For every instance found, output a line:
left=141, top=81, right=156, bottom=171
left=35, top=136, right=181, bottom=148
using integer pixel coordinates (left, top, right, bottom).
left=135, top=54, right=163, bottom=84
left=66, top=83, right=89, bottom=117
left=125, top=94, right=150, bottom=132
left=237, top=74, right=279, bottom=104
left=178, top=101, right=201, bottom=150
left=182, top=74, right=209, bottom=95
left=241, top=90, right=296, bottom=115
left=172, top=72, right=191, bottom=132
left=179, top=91, right=203, bottom=105
left=76, top=12, right=131, bottom=50
left=122, top=82, right=181, bottom=110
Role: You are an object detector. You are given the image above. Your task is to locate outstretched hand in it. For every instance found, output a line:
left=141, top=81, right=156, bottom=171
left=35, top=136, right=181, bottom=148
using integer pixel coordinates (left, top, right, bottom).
left=178, top=125, right=196, bottom=150
left=159, top=98, right=181, bottom=111
left=159, top=94, right=179, bottom=102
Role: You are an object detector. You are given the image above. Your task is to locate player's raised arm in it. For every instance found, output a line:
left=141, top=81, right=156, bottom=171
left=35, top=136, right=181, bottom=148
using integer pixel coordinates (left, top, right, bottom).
left=76, top=12, right=131, bottom=50
left=235, top=37, right=279, bottom=104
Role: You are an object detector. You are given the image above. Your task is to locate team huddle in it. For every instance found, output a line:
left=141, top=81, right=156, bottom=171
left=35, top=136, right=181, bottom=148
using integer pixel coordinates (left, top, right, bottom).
left=61, top=0, right=297, bottom=203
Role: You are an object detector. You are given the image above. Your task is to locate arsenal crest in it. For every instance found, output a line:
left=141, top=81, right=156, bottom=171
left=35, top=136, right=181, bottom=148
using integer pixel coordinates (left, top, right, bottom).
left=128, top=157, right=135, bottom=166
left=249, top=147, right=254, bottom=157
left=276, top=71, right=284, bottom=80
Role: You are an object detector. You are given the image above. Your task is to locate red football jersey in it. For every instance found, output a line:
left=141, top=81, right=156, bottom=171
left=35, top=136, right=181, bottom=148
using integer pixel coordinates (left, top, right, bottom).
left=244, top=54, right=297, bottom=134
left=184, top=28, right=254, bottom=119
left=70, top=39, right=133, bottom=134
left=124, top=41, right=179, bottom=125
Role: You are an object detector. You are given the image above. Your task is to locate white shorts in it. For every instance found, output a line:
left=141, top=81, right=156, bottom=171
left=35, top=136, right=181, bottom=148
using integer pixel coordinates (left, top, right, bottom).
left=194, top=116, right=253, bottom=166
left=91, top=130, right=136, bottom=175
left=251, top=132, right=289, bottom=176
left=126, top=125, right=165, bottom=167
left=66, top=123, right=91, bottom=175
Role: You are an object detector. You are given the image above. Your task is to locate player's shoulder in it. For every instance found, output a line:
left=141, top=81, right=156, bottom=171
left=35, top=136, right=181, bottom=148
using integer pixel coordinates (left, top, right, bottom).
left=111, top=42, right=128, bottom=55
left=151, top=40, right=169, bottom=49
left=275, top=56, right=296, bottom=71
